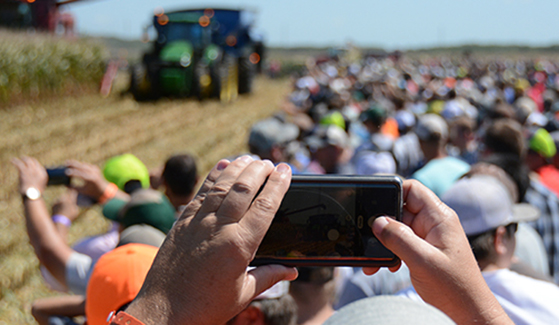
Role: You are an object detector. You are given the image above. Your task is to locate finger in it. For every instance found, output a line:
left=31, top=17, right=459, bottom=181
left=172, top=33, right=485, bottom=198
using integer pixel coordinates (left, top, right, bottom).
left=66, top=188, right=79, bottom=202
left=216, top=160, right=274, bottom=223
left=244, top=264, right=298, bottom=301
left=362, top=267, right=380, bottom=275
left=195, top=156, right=255, bottom=218
left=372, top=216, right=440, bottom=270
left=177, top=159, right=230, bottom=221
left=11, top=157, right=24, bottom=170
left=239, top=163, right=291, bottom=241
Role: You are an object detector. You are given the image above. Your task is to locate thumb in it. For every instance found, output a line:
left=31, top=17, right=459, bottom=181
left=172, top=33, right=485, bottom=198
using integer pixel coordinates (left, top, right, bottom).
left=246, top=265, right=298, bottom=299
left=372, top=216, right=439, bottom=268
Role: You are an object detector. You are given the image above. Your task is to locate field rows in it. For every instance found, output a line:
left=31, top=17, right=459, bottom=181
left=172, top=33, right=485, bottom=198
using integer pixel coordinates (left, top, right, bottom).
left=0, top=76, right=290, bottom=324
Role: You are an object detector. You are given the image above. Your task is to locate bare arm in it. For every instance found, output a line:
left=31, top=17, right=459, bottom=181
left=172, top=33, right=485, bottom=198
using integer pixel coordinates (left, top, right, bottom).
left=13, top=157, right=74, bottom=286
left=31, top=295, right=85, bottom=325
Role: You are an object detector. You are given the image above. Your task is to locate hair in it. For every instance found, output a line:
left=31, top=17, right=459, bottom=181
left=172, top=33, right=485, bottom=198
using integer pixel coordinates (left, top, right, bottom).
left=483, top=118, right=525, bottom=158
left=467, top=231, right=496, bottom=262
left=467, top=223, right=517, bottom=263
left=161, top=154, right=198, bottom=196
left=481, top=153, right=530, bottom=202
left=251, top=295, right=298, bottom=325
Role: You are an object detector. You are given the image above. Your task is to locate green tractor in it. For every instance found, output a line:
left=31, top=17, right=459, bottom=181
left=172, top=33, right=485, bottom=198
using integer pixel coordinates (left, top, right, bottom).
left=129, top=10, right=233, bottom=101
left=131, top=8, right=261, bottom=102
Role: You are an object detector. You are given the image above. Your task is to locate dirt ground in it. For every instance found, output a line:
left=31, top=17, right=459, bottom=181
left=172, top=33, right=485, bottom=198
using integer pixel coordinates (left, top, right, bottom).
left=0, top=75, right=291, bottom=324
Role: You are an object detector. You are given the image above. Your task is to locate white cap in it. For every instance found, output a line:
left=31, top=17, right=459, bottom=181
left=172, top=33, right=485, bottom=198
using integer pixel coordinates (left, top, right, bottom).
left=414, top=114, right=448, bottom=142
left=442, top=176, right=539, bottom=236
left=355, top=151, right=396, bottom=175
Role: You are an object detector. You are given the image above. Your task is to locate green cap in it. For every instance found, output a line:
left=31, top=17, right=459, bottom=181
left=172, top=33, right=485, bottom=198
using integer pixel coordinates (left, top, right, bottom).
left=359, top=105, right=387, bottom=127
left=320, top=111, right=346, bottom=130
left=530, top=128, right=557, bottom=158
left=102, top=189, right=176, bottom=234
left=103, top=154, right=150, bottom=191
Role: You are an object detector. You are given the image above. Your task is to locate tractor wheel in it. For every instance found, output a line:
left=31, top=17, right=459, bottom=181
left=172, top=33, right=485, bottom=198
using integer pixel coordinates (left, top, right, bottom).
left=210, top=61, right=222, bottom=99
left=130, top=64, right=152, bottom=101
left=210, top=55, right=238, bottom=103
left=193, top=61, right=211, bottom=100
left=225, top=55, right=238, bottom=102
left=238, top=56, right=254, bottom=94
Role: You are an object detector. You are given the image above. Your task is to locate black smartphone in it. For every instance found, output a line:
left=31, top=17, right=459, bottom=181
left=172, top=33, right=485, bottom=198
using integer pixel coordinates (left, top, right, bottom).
left=251, top=175, right=403, bottom=267
left=46, top=167, right=71, bottom=186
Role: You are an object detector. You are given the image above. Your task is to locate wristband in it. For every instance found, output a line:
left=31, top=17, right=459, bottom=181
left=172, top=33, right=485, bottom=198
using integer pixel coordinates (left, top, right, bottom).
left=107, top=311, right=145, bottom=325
left=98, top=183, right=118, bottom=205
left=52, top=214, right=72, bottom=227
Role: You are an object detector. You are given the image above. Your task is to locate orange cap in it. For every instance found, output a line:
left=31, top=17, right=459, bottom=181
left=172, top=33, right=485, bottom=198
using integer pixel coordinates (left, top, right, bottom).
left=85, top=244, right=158, bottom=325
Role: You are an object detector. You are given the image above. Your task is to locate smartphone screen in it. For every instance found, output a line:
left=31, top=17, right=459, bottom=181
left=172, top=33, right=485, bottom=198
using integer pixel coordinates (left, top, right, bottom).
left=46, top=167, right=71, bottom=186
left=252, top=175, right=402, bottom=267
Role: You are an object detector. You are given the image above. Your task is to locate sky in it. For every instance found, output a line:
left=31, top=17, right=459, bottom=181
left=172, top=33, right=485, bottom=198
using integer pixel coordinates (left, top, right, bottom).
left=65, top=0, right=559, bottom=50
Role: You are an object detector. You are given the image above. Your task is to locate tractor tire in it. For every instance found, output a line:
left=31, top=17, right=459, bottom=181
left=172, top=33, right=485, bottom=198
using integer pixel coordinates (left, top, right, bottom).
left=193, top=61, right=211, bottom=100
left=210, top=55, right=238, bottom=103
left=210, top=61, right=222, bottom=100
left=130, top=64, right=152, bottom=101
left=238, top=56, right=254, bottom=94
left=225, top=55, right=238, bottom=102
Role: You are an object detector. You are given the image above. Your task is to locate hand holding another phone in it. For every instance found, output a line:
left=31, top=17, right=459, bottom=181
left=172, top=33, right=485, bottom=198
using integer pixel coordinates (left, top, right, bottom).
left=365, top=180, right=512, bottom=325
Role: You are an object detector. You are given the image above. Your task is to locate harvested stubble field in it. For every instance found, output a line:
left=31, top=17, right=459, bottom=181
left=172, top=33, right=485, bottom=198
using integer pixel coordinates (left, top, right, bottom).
left=0, top=75, right=291, bottom=324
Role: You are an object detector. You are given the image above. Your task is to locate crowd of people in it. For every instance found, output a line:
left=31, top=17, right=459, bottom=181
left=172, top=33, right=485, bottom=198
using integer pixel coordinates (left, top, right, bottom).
left=14, top=50, right=559, bottom=324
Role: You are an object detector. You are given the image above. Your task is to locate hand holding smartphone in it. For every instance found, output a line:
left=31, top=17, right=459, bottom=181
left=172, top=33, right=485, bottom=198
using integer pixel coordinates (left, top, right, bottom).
left=252, top=174, right=403, bottom=267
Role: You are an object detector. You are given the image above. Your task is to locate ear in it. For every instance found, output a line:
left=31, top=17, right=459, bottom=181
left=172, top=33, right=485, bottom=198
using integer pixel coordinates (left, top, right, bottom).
left=493, top=226, right=511, bottom=255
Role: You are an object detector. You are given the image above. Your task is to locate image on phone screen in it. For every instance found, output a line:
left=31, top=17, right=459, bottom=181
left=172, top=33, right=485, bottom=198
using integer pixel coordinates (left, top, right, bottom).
left=253, top=176, right=402, bottom=267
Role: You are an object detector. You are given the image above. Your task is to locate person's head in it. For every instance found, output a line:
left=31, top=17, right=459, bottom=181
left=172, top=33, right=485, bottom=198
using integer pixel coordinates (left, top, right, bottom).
left=355, top=151, right=397, bottom=175
left=103, top=189, right=176, bottom=234
left=161, top=154, right=199, bottom=207
left=360, top=105, right=387, bottom=135
left=103, top=154, right=150, bottom=194
left=249, top=117, right=300, bottom=164
left=226, top=282, right=297, bottom=325
left=86, top=244, right=158, bottom=325
left=525, top=128, right=557, bottom=171
left=414, top=114, right=448, bottom=160
left=442, top=176, right=538, bottom=270
left=394, top=110, right=415, bottom=135
left=289, top=267, right=335, bottom=304
left=449, top=116, right=475, bottom=152
left=305, top=125, right=348, bottom=174
left=481, top=118, right=525, bottom=159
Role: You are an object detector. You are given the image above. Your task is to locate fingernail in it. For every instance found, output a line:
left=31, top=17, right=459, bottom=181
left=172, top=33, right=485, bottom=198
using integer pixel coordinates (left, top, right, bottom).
left=262, top=159, right=274, bottom=168
left=216, top=160, right=229, bottom=171
left=276, top=163, right=290, bottom=174
left=373, top=216, right=389, bottom=233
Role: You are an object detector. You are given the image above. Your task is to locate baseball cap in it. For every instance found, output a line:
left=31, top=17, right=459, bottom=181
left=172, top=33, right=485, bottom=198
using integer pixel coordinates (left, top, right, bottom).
left=305, top=125, right=348, bottom=149
left=414, top=114, right=448, bottom=142
left=103, top=189, right=176, bottom=234
left=320, top=111, right=346, bottom=130
left=249, top=117, right=299, bottom=153
left=359, top=105, right=387, bottom=127
left=324, top=296, right=453, bottom=325
left=117, top=224, right=166, bottom=248
left=85, top=243, right=158, bottom=325
left=355, top=151, right=396, bottom=175
left=394, top=110, right=416, bottom=132
left=442, top=176, right=539, bottom=236
left=103, top=154, right=150, bottom=191
left=528, top=128, right=557, bottom=158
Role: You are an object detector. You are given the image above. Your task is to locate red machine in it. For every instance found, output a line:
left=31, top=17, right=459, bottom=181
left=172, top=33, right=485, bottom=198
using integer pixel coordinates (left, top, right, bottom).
left=0, top=0, right=83, bottom=35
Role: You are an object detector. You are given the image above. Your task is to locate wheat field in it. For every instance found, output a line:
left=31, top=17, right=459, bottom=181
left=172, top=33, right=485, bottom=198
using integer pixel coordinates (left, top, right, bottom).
left=0, top=75, right=291, bottom=324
